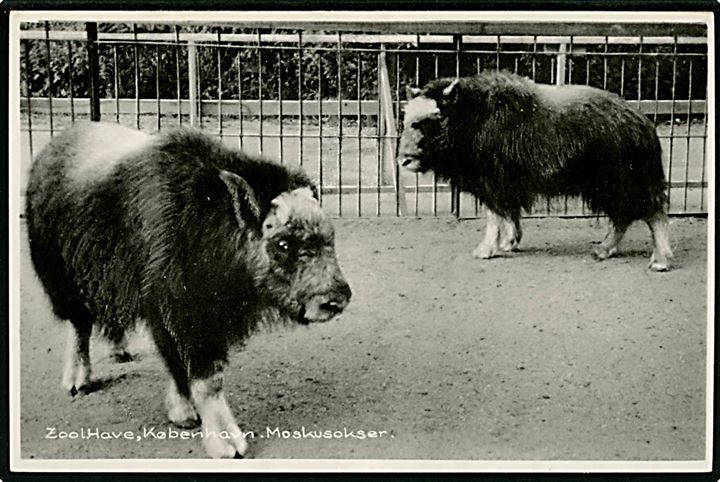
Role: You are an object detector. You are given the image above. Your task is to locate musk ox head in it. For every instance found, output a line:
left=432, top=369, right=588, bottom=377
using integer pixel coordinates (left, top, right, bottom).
left=397, top=78, right=460, bottom=173
left=220, top=171, right=352, bottom=325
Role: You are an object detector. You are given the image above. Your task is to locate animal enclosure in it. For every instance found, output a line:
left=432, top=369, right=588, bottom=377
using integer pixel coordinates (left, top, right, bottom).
left=18, top=20, right=710, bottom=218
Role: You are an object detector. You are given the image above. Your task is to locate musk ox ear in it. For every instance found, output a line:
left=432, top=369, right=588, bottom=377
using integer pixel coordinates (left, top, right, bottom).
left=219, top=170, right=262, bottom=228
left=406, top=86, right=423, bottom=99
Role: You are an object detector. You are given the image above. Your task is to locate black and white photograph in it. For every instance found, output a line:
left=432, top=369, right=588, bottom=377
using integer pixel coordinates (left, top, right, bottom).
left=7, top=9, right=715, bottom=472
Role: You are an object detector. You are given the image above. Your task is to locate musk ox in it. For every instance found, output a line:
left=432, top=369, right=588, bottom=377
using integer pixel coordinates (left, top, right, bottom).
left=26, top=121, right=352, bottom=458
left=398, top=70, right=673, bottom=271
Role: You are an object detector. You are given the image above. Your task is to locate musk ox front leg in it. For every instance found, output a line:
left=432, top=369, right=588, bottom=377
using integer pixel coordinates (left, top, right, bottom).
left=473, top=206, right=505, bottom=259
left=62, top=322, right=92, bottom=396
left=190, top=362, right=248, bottom=459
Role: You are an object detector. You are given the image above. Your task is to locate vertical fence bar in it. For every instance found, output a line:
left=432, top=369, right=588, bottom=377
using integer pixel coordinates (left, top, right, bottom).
left=156, top=45, right=161, bottom=130
left=376, top=49, right=382, bottom=216
left=318, top=55, right=324, bottom=207
left=112, top=45, right=120, bottom=123
left=66, top=41, right=75, bottom=122
left=452, top=34, right=462, bottom=217
left=217, top=30, right=223, bottom=139
left=683, top=59, right=693, bottom=212
left=86, top=22, right=101, bottom=123
left=432, top=53, right=439, bottom=216
left=175, top=26, right=182, bottom=126
left=257, top=30, right=264, bottom=154
left=653, top=59, right=660, bottom=125
left=394, top=48, right=401, bottom=216
left=297, top=32, right=304, bottom=167
left=414, top=41, right=420, bottom=216
left=23, top=40, right=34, bottom=159
left=636, top=36, right=643, bottom=109
left=337, top=32, right=344, bottom=216
left=603, top=36, right=608, bottom=90
left=278, top=51, right=283, bottom=163
left=700, top=80, right=708, bottom=211
left=188, top=42, right=198, bottom=126
left=44, top=22, right=54, bottom=135
left=563, top=36, right=573, bottom=214
left=198, top=43, right=203, bottom=129
left=357, top=51, right=363, bottom=217
left=237, top=51, right=243, bottom=149
left=133, top=24, right=140, bottom=129
left=667, top=37, right=678, bottom=211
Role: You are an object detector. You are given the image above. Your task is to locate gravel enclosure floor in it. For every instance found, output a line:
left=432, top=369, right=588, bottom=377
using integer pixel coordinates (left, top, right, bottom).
left=17, top=216, right=708, bottom=461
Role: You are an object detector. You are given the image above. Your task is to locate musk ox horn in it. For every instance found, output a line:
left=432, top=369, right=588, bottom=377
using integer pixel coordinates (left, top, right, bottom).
left=219, top=169, right=262, bottom=227
left=406, top=86, right=423, bottom=98
left=443, top=78, right=460, bottom=97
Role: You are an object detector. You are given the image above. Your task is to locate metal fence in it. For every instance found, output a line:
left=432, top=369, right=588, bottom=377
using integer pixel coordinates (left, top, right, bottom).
left=19, top=21, right=710, bottom=217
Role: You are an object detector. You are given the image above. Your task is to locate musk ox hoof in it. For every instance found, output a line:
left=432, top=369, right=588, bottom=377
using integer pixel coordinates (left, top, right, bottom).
left=203, top=428, right=248, bottom=459
left=111, top=351, right=134, bottom=363
left=166, top=388, right=200, bottom=428
left=473, top=244, right=499, bottom=259
left=499, top=238, right=520, bottom=252
left=592, top=246, right=617, bottom=261
left=648, top=256, right=671, bottom=272
left=62, top=364, right=90, bottom=397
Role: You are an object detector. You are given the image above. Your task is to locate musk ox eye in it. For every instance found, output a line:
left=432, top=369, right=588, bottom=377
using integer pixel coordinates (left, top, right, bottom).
left=276, top=239, right=290, bottom=252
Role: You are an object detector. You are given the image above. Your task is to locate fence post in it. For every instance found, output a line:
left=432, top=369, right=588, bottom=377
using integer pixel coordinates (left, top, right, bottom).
left=555, top=42, right=567, bottom=85
left=187, top=42, right=198, bottom=126
left=85, top=22, right=101, bottom=122
left=378, top=44, right=408, bottom=216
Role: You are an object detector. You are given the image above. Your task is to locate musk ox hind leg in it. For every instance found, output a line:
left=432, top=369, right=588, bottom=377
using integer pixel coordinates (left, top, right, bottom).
left=190, top=363, right=248, bottom=459
left=645, top=211, right=673, bottom=272
left=473, top=206, right=506, bottom=259
left=62, top=321, right=92, bottom=396
left=499, top=213, right=522, bottom=252
left=148, top=323, right=199, bottom=428
left=593, top=219, right=630, bottom=261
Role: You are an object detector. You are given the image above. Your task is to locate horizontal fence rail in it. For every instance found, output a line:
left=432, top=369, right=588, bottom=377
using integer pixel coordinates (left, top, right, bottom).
left=18, top=21, right=710, bottom=218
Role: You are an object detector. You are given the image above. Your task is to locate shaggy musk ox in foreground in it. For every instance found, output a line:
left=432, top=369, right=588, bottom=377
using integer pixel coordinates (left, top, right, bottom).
left=26, top=122, right=352, bottom=458
left=398, top=70, right=673, bottom=271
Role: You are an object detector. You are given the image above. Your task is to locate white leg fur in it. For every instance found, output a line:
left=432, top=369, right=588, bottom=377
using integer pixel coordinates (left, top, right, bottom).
left=165, top=380, right=199, bottom=428
left=62, top=323, right=91, bottom=395
left=473, top=207, right=503, bottom=259
left=499, top=217, right=522, bottom=252
left=191, top=376, right=248, bottom=458
left=646, top=213, right=673, bottom=272
left=594, top=221, right=629, bottom=261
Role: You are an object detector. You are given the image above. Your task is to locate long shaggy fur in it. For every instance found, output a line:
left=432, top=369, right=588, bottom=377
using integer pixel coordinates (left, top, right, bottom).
left=401, top=70, right=667, bottom=223
left=26, top=122, right=327, bottom=375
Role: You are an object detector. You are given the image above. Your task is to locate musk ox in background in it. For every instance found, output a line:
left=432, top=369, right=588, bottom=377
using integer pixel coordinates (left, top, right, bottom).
left=398, top=70, right=673, bottom=271
left=26, top=122, right=352, bottom=458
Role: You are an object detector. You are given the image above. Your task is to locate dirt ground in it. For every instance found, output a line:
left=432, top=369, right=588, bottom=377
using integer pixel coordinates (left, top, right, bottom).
left=17, top=216, right=708, bottom=461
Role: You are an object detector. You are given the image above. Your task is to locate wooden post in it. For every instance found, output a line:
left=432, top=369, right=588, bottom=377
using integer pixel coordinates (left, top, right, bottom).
left=85, top=22, right=101, bottom=122
left=187, top=42, right=198, bottom=126
left=556, top=42, right=567, bottom=85
left=378, top=44, right=407, bottom=215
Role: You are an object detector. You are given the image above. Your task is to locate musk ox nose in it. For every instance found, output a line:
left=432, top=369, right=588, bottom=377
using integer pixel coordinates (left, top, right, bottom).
left=303, top=281, right=352, bottom=323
